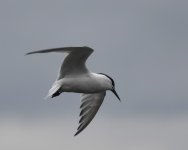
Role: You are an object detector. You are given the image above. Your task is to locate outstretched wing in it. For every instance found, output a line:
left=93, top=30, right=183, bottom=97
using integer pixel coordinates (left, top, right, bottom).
left=26, top=46, right=94, bottom=79
left=75, top=92, right=106, bottom=136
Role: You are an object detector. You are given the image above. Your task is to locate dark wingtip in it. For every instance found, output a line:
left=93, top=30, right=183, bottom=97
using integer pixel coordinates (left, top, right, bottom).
left=25, top=52, right=33, bottom=55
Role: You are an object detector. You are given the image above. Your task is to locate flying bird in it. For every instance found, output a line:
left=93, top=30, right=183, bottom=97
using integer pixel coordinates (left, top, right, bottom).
left=26, top=46, right=120, bottom=136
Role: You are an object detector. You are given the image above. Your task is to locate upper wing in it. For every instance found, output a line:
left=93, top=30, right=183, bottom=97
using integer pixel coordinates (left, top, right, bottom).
left=75, top=91, right=106, bottom=136
left=26, top=46, right=94, bottom=79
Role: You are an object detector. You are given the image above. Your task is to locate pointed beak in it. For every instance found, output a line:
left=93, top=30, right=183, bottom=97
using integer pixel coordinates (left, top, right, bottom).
left=112, top=89, right=121, bottom=101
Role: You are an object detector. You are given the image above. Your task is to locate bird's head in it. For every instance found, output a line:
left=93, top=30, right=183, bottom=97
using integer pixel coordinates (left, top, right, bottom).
left=99, top=73, right=121, bottom=101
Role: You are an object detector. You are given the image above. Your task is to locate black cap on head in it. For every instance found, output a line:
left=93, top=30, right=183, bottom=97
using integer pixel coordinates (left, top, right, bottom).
left=99, top=73, right=115, bottom=87
left=99, top=73, right=120, bottom=101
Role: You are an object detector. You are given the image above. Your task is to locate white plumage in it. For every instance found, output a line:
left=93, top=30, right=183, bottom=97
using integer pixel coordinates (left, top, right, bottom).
left=26, top=46, right=120, bottom=136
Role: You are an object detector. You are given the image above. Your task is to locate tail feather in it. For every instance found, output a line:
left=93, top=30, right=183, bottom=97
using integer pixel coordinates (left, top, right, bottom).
left=45, top=81, right=62, bottom=99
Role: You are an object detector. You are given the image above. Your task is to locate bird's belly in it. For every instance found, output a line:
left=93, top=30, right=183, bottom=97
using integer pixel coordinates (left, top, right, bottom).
left=61, top=77, right=106, bottom=93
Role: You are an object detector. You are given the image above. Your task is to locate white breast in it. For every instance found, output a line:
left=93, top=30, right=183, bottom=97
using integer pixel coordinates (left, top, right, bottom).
left=59, top=73, right=112, bottom=93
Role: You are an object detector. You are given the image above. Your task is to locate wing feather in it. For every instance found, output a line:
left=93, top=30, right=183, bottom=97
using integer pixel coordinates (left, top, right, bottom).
left=75, top=92, right=106, bottom=136
left=26, top=46, right=94, bottom=79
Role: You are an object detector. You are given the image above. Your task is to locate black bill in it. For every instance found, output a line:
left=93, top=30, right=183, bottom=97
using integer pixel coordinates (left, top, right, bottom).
left=112, top=89, right=121, bottom=101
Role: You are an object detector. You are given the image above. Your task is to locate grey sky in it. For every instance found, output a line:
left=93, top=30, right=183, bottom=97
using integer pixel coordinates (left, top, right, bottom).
left=0, top=0, right=188, bottom=149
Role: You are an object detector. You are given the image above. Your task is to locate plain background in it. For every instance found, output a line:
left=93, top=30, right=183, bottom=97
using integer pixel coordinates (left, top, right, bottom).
left=0, top=0, right=188, bottom=149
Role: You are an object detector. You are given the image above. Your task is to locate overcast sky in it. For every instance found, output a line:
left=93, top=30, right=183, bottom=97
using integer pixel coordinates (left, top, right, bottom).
left=0, top=0, right=188, bottom=149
